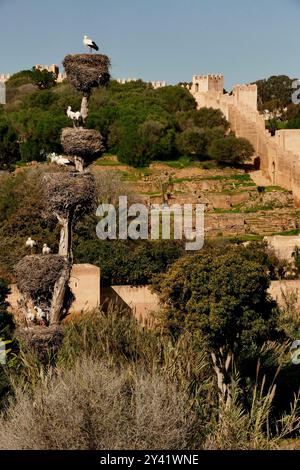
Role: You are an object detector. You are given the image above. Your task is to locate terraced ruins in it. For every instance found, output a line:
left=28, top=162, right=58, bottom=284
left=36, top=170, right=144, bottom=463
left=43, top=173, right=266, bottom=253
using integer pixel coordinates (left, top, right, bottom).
left=93, top=156, right=300, bottom=240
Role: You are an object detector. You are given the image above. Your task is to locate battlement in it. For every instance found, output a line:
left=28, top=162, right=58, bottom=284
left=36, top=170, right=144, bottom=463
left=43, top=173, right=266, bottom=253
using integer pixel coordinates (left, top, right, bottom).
left=232, top=83, right=258, bottom=110
left=193, top=74, right=224, bottom=81
left=192, top=74, right=224, bottom=94
left=233, top=83, right=257, bottom=92
left=116, top=78, right=167, bottom=88
left=35, top=64, right=59, bottom=75
left=0, top=73, right=11, bottom=83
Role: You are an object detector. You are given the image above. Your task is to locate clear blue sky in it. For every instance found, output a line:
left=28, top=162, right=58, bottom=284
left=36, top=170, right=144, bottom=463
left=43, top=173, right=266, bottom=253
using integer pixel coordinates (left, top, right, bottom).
left=1, top=0, right=300, bottom=89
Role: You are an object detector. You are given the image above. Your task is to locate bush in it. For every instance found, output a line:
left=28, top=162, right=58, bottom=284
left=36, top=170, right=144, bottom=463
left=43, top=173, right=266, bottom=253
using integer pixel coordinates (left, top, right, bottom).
left=0, top=117, right=20, bottom=169
left=209, top=135, right=254, bottom=165
left=156, top=245, right=284, bottom=410
left=74, top=240, right=185, bottom=286
left=0, top=358, right=195, bottom=450
left=175, top=127, right=207, bottom=157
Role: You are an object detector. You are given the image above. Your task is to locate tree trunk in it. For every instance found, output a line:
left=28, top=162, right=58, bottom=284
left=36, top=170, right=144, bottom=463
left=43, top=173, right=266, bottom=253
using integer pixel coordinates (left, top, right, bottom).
left=49, top=263, right=71, bottom=325
left=80, top=94, right=90, bottom=125
left=211, top=349, right=233, bottom=414
left=56, top=214, right=73, bottom=261
left=74, top=156, right=84, bottom=172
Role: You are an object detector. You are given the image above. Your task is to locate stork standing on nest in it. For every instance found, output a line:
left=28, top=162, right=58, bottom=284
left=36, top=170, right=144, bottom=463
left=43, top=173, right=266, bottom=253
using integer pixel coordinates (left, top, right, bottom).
left=25, top=237, right=37, bottom=254
left=42, top=243, right=51, bottom=255
left=83, top=35, right=99, bottom=53
left=67, top=106, right=82, bottom=127
left=48, top=153, right=71, bottom=166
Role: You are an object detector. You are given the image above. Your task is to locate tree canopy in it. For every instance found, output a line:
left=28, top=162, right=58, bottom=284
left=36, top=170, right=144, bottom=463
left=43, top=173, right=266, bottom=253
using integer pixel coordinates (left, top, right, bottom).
left=0, top=75, right=249, bottom=168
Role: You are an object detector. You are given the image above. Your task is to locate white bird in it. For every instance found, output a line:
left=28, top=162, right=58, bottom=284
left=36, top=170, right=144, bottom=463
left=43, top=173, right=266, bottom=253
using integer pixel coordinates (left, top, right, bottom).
left=27, top=310, right=35, bottom=322
left=42, top=243, right=51, bottom=255
left=25, top=237, right=37, bottom=252
left=83, top=35, right=99, bottom=53
left=67, top=106, right=82, bottom=127
left=34, top=306, right=46, bottom=321
left=48, top=153, right=70, bottom=166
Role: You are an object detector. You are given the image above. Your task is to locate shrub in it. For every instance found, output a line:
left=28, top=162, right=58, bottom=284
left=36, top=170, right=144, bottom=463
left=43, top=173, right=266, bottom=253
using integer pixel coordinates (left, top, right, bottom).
left=0, top=358, right=196, bottom=450
left=209, top=135, right=254, bottom=165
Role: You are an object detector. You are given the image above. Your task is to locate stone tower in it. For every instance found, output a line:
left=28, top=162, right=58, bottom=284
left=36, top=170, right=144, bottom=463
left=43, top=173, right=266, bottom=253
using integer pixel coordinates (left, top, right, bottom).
left=191, top=74, right=224, bottom=95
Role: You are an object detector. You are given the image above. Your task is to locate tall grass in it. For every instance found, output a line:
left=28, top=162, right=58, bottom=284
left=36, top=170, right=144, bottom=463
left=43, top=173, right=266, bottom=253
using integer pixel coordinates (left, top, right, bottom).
left=0, top=306, right=300, bottom=450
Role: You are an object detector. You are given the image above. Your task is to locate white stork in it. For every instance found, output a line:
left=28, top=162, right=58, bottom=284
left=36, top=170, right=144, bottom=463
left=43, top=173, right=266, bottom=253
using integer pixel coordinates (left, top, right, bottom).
left=48, top=153, right=71, bottom=166
left=27, top=310, right=35, bottom=322
left=67, top=106, right=82, bottom=127
left=34, top=306, right=46, bottom=322
left=25, top=237, right=37, bottom=254
left=83, top=35, right=99, bottom=53
left=42, top=243, right=51, bottom=255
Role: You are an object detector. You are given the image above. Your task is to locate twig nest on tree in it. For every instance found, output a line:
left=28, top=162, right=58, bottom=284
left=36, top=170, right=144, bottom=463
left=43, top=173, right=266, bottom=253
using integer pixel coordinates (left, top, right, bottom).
left=15, top=255, right=69, bottom=300
left=43, top=171, right=96, bottom=220
left=16, top=325, right=64, bottom=364
left=61, top=127, right=104, bottom=159
left=63, top=54, right=110, bottom=93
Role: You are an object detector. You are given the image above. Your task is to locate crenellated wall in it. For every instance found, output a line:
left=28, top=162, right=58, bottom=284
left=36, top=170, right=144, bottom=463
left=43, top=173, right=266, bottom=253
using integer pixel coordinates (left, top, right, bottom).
left=190, top=75, right=300, bottom=205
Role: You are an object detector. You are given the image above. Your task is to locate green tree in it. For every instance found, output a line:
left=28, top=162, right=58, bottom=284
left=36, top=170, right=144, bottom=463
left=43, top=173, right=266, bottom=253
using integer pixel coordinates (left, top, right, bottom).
left=156, top=246, right=282, bottom=410
left=178, top=108, right=229, bottom=131
left=209, top=135, right=254, bottom=165
left=254, top=75, right=295, bottom=111
left=31, top=68, right=56, bottom=90
left=74, top=240, right=184, bottom=286
left=176, top=127, right=207, bottom=157
left=6, top=70, right=35, bottom=88
left=0, top=117, right=20, bottom=169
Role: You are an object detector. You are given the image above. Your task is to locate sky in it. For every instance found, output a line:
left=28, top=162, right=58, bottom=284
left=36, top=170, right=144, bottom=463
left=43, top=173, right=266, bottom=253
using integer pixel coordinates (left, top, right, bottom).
left=1, top=0, right=300, bottom=89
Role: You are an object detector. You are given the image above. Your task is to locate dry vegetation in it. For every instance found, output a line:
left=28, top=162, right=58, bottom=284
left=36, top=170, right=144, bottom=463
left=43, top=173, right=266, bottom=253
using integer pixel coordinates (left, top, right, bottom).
left=1, top=308, right=300, bottom=450
left=0, top=359, right=195, bottom=450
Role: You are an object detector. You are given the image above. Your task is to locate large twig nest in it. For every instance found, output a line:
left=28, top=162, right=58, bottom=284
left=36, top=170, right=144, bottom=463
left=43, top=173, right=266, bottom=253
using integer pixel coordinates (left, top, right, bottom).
left=61, top=127, right=104, bottom=158
left=43, top=171, right=96, bottom=220
left=63, top=54, right=110, bottom=93
left=15, top=255, right=69, bottom=300
left=16, top=325, right=64, bottom=364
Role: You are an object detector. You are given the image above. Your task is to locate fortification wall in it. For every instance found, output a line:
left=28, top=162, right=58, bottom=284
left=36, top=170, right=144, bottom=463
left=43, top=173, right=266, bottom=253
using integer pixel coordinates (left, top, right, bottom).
left=190, top=75, right=300, bottom=205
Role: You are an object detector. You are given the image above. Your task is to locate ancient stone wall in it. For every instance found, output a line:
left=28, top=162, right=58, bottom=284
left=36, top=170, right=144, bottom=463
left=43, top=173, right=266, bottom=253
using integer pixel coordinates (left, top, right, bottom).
left=190, top=75, right=300, bottom=205
left=7, top=263, right=101, bottom=317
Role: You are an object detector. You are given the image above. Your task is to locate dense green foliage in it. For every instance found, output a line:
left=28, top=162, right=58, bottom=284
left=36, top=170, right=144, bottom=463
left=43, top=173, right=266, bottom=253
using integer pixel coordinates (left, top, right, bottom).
left=157, top=245, right=282, bottom=358
left=74, top=239, right=185, bottom=286
left=254, top=75, right=295, bottom=112
left=0, top=70, right=251, bottom=168
left=208, top=135, right=254, bottom=165
left=254, top=74, right=300, bottom=132
left=6, top=68, right=56, bottom=90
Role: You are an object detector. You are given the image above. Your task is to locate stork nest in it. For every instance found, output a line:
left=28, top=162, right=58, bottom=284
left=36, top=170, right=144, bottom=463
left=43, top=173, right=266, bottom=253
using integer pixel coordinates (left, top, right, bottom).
left=16, top=325, right=64, bottom=364
left=61, top=127, right=104, bottom=158
left=15, top=255, right=69, bottom=300
left=63, top=54, right=110, bottom=93
left=43, top=171, right=96, bottom=220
